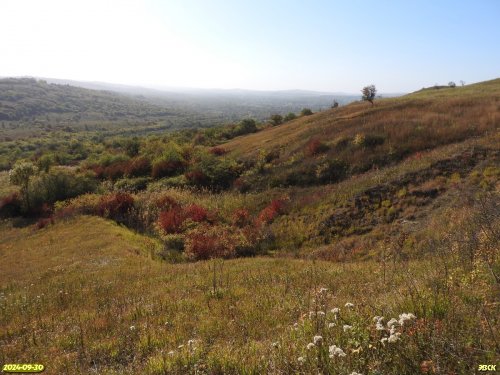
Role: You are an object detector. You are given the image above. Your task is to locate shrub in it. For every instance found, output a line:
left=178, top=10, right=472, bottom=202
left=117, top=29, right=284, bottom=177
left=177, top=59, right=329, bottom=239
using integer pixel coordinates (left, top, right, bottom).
left=284, top=112, right=297, bottom=122
left=125, top=157, right=151, bottom=177
left=315, top=159, right=349, bottom=183
left=114, top=177, right=150, bottom=192
left=257, top=199, right=286, bottom=224
left=300, top=108, right=313, bottom=116
left=97, top=192, right=134, bottom=221
left=184, top=204, right=211, bottom=223
left=184, top=225, right=249, bottom=260
left=305, top=139, right=329, bottom=156
left=185, top=169, right=209, bottom=187
left=209, top=147, right=227, bottom=156
left=237, top=119, right=257, bottom=135
left=157, top=206, right=186, bottom=234
left=270, top=114, right=283, bottom=126
left=155, top=195, right=179, bottom=210
left=152, top=160, right=186, bottom=179
left=232, top=208, right=251, bottom=227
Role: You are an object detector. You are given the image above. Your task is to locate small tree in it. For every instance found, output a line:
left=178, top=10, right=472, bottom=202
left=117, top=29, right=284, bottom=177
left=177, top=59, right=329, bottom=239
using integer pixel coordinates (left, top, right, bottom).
left=284, top=112, right=297, bottom=122
left=361, top=85, right=377, bottom=106
left=331, top=99, right=339, bottom=108
left=448, top=81, right=456, bottom=88
left=9, top=162, right=37, bottom=212
left=460, top=80, right=465, bottom=87
left=238, top=119, right=257, bottom=134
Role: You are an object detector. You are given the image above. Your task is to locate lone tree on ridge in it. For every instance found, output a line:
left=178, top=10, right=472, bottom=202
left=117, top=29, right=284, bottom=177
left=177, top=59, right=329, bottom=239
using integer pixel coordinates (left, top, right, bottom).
left=361, top=85, right=377, bottom=106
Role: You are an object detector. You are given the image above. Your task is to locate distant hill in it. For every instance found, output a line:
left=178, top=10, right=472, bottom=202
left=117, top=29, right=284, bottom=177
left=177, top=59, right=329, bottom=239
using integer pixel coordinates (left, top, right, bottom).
left=0, top=77, right=170, bottom=122
left=0, top=77, right=364, bottom=138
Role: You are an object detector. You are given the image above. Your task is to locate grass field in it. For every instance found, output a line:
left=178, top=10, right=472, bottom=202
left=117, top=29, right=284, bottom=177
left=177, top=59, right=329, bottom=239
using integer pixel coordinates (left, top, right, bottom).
left=1, top=214, right=498, bottom=374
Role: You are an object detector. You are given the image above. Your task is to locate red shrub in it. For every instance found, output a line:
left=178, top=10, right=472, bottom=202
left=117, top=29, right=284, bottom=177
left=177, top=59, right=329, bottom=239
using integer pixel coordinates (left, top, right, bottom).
left=232, top=208, right=251, bottom=227
left=152, top=160, right=185, bottom=179
left=305, top=138, right=328, bottom=157
left=125, top=157, right=151, bottom=177
left=257, top=199, right=286, bottom=224
left=157, top=206, right=186, bottom=234
left=98, top=192, right=134, bottom=219
left=91, top=165, right=105, bottom=179
left=184, top=204, right=209, bottom=222
left=209, top=146, right=227, bottom=156
left=184, top=225, right=237, bottom=260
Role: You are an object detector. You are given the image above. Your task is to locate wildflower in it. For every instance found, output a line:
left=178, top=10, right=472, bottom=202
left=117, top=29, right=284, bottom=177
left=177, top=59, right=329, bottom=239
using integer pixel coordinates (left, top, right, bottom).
left=313, top=335, right=323, bottom=345
left=380, top=337, right=388, bottom=343
left=178, top=344, right=184, bottom=349
left=129, top=325, right=136, bottom=331
left=373, top=316, right=384, bottom=322
left=331, top=307, right=340, bottom=314
left=271, top=342, right=279, bottom=348
left=328, top=322, right=336, bottom=328
left=187, top=339, right=197, bottom=349
left=297, top=356, right=306, bottom=364
left=387, top=318, right=398, bottom=328
left=307, top=343, right=315, bottom=350
left=168, top=350, right=175, bottom=355
left=319, top=287, right=328, bottom=294
left=309, top=311, right=316, bottom=318
left=317, top=311, right=325, bottom=317
left=376, top=322, right=385, bottom=331
left=343, top=324, right=352, bottom=332
left=293, top=322, right=299, bottom=330
left=388, top=332, right=401, bottom=343
left=328, top=345, right=346, bottom=358
left=389, top=326, right=397, bottom=335
left=345, top=302, right=354, bottom=308
left=398, top=313, right=416, bottom=326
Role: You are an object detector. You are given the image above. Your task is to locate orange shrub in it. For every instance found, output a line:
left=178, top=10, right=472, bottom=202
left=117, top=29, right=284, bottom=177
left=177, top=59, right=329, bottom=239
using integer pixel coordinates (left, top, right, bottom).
left=125, top=157, right=151, bottom=177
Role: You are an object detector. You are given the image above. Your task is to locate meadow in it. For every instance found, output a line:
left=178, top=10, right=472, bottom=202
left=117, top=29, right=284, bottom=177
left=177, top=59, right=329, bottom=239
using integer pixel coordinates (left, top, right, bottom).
left=0, top=78, right=499, bottom=374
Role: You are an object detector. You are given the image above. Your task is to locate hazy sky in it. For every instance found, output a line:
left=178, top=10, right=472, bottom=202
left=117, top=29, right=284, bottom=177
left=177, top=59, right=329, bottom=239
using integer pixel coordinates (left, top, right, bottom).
left=2, top=0, right=499, bottom=92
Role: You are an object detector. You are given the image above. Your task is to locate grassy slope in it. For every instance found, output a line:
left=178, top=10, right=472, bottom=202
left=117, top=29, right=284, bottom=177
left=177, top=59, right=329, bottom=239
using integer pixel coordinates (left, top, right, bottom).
left=1, top=216, right=498, bottom=374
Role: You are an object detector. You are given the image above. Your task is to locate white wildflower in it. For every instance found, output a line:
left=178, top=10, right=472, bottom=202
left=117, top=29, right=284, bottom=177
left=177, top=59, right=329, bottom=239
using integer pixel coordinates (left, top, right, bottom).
left=373, top=315, right=384, bottom=323
left=388, top=332, right=401, bottom=343
left=331, top=307, right=340, bottom=314
left=129, top=325, right=136, bottom=331
left=306, top=343, right=315, bottom=350
left=317, top=311, right=325, bottom=317
left=345, top=302, right=354, bottom=308
left=319, top=287, right=328, bottom=294
left=389, top=326, right=397, bottom=335
left=387, top=318, right=398, bottom=328
left=380, top=337, right=388, bottom=343
left=328, top=322, right=336, bottom=328
left=376, top=322, right=385, bottom=331
left=313, top=335, right=323, bottom=345
left=398, top=313, right=416, bottom=326
left=178, top=344, right=184, bottom=349
left=343, top=324, right=352, bottom=332
left=309, top=311, right=316, bottom=318
left=297, top=356, right=306, bottom=364
left=328, top=345, right=347, bottom=358
left=168, top=350, right=175, bottom=355
left=271, top=342, right=279, bottom=348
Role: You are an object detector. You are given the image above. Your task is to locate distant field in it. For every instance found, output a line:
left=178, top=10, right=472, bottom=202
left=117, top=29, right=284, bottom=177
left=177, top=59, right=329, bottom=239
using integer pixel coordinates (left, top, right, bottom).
left=0, top=215, right=498, bottom=374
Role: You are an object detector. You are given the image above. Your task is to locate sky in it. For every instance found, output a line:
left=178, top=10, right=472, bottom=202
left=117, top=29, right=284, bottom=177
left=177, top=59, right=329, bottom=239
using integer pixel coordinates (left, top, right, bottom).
left=2, top=0, right=499, bottom=93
